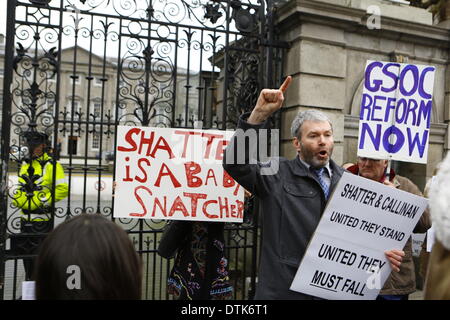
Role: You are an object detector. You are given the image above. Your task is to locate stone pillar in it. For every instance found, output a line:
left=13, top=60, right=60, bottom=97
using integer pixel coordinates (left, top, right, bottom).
left=275, top=0, right=450, bottom=190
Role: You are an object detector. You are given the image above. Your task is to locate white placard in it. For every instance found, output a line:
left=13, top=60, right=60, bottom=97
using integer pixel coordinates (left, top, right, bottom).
left=358, top=60, right=435, bottom=164
left=412, top=233, right=426, bottom=257
left=290, top=172, right=428, bottom=300
left=113, top=126, right=244, bottom=222
left=22, top=281, right=35, bottom=300
left=426, top=226, right=435, bottom=253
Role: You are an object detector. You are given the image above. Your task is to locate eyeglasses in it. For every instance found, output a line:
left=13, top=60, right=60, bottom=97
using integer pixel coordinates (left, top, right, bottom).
left=358, top=157, right=382, bottom=163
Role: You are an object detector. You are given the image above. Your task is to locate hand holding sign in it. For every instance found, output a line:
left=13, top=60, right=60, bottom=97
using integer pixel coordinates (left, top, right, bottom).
left=248, top=76, right=292, bottom=124
left=384, top=249, right=405, bottom=272
left=290, top=172, right=428, bottom=300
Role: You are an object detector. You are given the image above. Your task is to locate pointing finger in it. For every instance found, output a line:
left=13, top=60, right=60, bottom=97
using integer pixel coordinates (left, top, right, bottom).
left=279, top=76, right=292, bottom=93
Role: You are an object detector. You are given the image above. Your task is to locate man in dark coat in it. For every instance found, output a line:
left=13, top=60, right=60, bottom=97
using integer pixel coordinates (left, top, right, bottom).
left=223, top=76, right=403, bottom=299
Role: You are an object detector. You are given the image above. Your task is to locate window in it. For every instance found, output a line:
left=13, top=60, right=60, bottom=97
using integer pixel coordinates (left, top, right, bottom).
left=68, top=136, right=78, bottom=155
left=68, top=101, right=81, bottom=119
left=92, top=132, right=100, bottom=150
left=69, top=74, right=81, bottom=85
left=94, top=76, right=104, bottom=86
left=93, top=102, right=101, bottom=118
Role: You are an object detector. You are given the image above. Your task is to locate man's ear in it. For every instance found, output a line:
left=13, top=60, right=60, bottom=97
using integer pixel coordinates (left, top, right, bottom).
left=293, top=137, right=301, bottom=153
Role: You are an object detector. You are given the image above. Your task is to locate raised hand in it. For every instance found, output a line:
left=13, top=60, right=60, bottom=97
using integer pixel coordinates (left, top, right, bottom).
left=248, top=76, right=292, bottom=124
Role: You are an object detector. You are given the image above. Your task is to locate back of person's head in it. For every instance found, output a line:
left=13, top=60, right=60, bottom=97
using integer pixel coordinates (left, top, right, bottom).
left=430, top=155, right=450, bottom=251
left=425, top=154, right=450, bottom=299
left=34, top=214, right=142, bottom=300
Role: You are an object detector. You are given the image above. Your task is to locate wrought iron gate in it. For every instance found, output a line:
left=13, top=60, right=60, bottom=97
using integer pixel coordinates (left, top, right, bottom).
left=0, top=0, right=285, bottom=300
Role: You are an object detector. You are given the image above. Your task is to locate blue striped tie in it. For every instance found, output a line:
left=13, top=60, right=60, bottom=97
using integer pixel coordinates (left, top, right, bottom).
left=312, top=167, right=330, bottom=199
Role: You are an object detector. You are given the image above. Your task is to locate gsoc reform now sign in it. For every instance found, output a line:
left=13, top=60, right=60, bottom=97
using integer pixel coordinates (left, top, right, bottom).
left=358, top=60, right=435, bottom=163
left=290, top=172, right=428, bottom=300
left=113, top=126, right=244, bottom=223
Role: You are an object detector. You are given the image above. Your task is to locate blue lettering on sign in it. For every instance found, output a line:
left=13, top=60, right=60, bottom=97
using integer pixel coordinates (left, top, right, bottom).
left=359, top=123, right=381, bottom=151
left=359, top=95, right=431, bottom=128
left=359, top=62, right=435, bottom=159
left=382, top=126, right=405, bottom=154
left=407, top=128, right=429, bottom=158
left=418, top=100, right=432, bottom=129
left=364, top=61, right=400, bottom=93
left=359, top=123, right=430, bottom=157
left=399, top=65, right=419, bottom=97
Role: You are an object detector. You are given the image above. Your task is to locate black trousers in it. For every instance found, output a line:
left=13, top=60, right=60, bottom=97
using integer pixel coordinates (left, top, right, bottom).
left=19, top=219, right=53, bottom=280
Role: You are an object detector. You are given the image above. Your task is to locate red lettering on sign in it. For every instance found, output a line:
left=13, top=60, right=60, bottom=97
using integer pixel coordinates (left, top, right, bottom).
left=149, top=136, right=175, bottom=159
left=218, top=197, right=229, bottom=218
left=138, top=130, right=155, bottom=156
left=233, top=183, right=241, bottom=196
left=223, top=169, right=235, bottom=188
left=169, top=196, right=189, bottom=217
left=123, top=157, right=133, bottom=182
left=154, top=163, right=181, bottom=188
left=202, top=133, right=224, bottom=158
left=215, top=139, right=228, bottom=160
left=130, top=186, right=152, bottom=217
left=202, top=200, right=218, bottom=219
left=236, top=200, right=244, bottom=218
left=205, top=168, right=218, bottom=187
left=183, top=192, right=207, bottom=217
left=174, top=130, right=202, bottom=158
left=152, top=196, right=167, bottom=217
left=184, top=161, right=202, bottom=188
left=118, top=128, right=140, bottom=152
left=135, top=158, right=151, bottom=183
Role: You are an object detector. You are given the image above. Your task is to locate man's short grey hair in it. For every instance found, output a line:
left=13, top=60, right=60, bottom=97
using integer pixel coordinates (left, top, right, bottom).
left=290, top=109, right=333, bottom=138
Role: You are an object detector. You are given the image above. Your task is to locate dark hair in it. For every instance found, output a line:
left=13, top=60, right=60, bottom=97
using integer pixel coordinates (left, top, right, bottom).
left=34, top=214, right=142, bottom=300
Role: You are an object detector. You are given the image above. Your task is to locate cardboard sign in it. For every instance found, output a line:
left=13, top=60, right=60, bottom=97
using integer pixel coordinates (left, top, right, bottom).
left=290, top=172, right=428, bottom=300
left=113, top=126, right=244, bottom=222
left=358, top=61, right=435, bottom=164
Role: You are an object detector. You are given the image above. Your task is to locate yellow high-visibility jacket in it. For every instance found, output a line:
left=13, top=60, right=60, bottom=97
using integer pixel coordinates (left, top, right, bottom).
left=13, top=152, right=68, bottom=220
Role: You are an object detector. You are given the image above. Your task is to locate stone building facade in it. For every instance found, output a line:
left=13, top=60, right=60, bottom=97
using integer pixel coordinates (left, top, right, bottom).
left=275, top=0, right=450, bottom=190
left=1, top=42, right=203, bottom=166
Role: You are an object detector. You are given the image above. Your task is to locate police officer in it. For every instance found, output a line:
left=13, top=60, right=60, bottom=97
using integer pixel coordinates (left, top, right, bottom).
left=12, top=130, right=68, bottom=280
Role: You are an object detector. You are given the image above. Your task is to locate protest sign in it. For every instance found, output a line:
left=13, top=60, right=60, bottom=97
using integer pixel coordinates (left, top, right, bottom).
left=113, top=126, right=244, bottom=222
left=290, top=172, right=428, bottom=300
left=358, top=60, right=435, bottom=164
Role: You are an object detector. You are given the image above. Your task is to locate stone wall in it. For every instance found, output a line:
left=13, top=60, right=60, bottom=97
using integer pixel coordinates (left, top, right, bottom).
left=275, top=0, right=450, bottom=190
